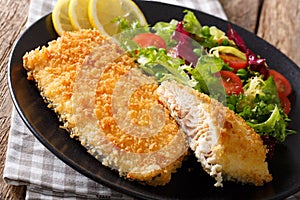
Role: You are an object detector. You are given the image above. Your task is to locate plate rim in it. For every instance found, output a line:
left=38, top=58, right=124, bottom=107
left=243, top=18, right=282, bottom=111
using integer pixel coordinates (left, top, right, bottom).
left=8, top=1, right=300, bottom=199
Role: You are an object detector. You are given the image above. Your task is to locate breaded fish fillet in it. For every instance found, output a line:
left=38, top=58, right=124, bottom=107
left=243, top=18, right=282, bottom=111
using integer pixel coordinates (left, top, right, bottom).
left=23, top=29, right=188, bottom=186
left=23, top=29, right=112, bottom=128
left=86, top=55, right=188, bottom=185
left=157, top=80, right=272, bottom=187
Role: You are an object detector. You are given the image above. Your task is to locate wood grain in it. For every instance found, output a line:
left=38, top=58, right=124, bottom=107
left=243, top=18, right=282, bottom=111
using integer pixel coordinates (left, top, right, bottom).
left=257, top=0, right=300, bottom=67
left=219, top=0, right=300, bottom=67
left=219, top=0, right=260, bottom=32
left=0, top=0, right=30, bottom=199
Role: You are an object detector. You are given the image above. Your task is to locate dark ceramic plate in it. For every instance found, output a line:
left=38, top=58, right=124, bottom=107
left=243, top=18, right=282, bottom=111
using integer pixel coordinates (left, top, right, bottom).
left=8, top=1, right=300, bottom=199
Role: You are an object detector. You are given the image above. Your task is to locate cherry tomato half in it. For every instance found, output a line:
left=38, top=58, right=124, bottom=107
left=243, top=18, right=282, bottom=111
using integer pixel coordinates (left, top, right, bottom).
left=219, top=53, right=248, bottom=72
left=219, top=70, right=243, bottom=96
left=269, top=69, right=292, bottom=97
left=278, top=94, right=291, bottom=115
left=132, top=33, right=166, bottom=49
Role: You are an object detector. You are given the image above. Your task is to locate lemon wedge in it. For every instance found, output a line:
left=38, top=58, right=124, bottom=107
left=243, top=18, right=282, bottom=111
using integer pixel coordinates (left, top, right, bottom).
left=52, top=0, right=74, bottom=36
left=88, top=0, right=147, bottom=36
left=69, top=0, right=93, bottom=30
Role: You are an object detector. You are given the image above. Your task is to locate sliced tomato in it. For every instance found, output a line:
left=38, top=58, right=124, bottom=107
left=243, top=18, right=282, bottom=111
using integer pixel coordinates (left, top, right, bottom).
left=278, top=94, right=291, bottom=115
left=219, top=70, right=243, bottom=96
left=269, top=69, right=292, bottom=97
left=219, top=53, right=247, bottom=72
left=132, top=33, right=166, bottom=49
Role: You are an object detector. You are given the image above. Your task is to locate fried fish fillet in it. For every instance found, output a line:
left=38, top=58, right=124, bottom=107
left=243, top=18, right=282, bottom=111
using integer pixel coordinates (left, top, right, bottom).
left=86, top=55, right=188, bottom=185
left=23, top=29, right=188, bottom=186
left=157, top=80, right=272, bottom=187
left=23, top=29, right=112, bottom=128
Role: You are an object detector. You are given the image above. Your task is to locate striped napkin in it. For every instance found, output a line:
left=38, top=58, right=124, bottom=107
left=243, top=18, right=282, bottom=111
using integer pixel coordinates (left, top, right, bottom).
left=3, top=0, right=228, bottom=199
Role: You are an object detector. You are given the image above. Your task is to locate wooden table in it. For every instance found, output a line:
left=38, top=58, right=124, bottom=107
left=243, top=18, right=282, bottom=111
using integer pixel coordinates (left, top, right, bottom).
left=0, top=0, right=299, bottom=199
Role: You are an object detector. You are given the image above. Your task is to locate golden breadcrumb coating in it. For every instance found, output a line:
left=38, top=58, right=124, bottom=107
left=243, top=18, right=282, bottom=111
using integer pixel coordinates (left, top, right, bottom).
left=23, top=28, right=271, bottom=188
left=91, top=55, right=188, bottom=186
left=22, top=30, right=188, bottom=186
left=23, top=29, right=109, bottom=127
left=157, top=80, right=272, bottom=187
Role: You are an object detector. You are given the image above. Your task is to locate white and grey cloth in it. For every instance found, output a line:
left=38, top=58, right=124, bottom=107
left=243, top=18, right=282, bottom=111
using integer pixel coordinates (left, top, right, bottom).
left=3, top=0, right=298, bottom=199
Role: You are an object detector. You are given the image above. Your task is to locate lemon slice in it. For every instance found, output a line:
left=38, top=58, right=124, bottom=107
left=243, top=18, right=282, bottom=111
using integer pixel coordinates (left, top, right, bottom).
left=52, top=0, right=74, bottom=36
left=69, top=0, right=93, bottom=30
left=88, top=0, right=147, bottom=36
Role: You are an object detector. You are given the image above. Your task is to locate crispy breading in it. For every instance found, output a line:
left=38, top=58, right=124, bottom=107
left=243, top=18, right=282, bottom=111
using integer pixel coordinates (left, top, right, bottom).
left=157, top=80, right=272, bottom=187
left=23, top=29, right=110, bottom=127
left=23, top=29, right=188, bottom=186
left=23, top=28, right=271, bottom=187
left=90, top=55, right=188, bottom=186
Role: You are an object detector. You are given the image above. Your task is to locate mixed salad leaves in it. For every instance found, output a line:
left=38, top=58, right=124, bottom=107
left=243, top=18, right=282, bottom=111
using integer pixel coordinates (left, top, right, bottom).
left=117, top=10, right=295, bottom=159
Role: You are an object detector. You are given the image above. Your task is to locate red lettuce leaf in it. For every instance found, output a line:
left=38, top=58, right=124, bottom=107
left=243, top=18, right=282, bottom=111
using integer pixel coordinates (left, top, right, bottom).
left=228, top=24, right=269, bottom=79
left=171, top=21, right=199, bottom=66
left=227, top=24, right=247, bottom=53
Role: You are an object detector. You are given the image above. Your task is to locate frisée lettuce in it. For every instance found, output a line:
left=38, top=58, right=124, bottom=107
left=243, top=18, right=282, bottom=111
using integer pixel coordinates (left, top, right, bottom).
left=117, top=10, right=295, bottom=148
left=227, top=76, right=294, bottom=142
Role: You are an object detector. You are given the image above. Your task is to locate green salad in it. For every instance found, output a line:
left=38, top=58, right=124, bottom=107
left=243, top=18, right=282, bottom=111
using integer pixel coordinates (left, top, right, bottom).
left=116, top=10, right=295, bottom=158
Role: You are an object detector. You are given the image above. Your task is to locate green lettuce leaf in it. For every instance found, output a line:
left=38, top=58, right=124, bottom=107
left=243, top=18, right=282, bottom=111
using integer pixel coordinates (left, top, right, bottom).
left=134, top=47, right=197, bottom=88
left=152, top=20, right=178, bottom=47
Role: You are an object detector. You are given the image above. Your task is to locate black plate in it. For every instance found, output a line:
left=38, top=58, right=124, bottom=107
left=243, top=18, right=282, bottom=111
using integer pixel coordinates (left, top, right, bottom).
left=8, top=1, right=300, bottom=199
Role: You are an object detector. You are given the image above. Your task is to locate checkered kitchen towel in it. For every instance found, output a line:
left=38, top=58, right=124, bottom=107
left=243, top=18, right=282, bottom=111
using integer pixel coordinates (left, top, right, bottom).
left=3, top=0, right=227, bottom=199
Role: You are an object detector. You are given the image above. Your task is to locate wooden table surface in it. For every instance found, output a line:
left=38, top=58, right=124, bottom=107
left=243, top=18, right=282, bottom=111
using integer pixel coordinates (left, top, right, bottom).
left=0, top=0, right=299, bottom=199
